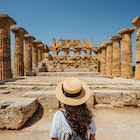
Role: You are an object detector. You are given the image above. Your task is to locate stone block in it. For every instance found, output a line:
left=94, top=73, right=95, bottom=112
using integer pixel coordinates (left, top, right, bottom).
left=95, top=104, right=113, bottom=109
left=123, top=92, right=137, bottom=105
left=0, top=97, right=38, bottom=129
left=0, top=90, right=10, bottom=94
left=23, top=90, right=59, bottom=109
left=26, top=72, right=36, bottom=76
left=86, top=93, right=94, bottom=108
left=93, top=90, right=123, bottom=107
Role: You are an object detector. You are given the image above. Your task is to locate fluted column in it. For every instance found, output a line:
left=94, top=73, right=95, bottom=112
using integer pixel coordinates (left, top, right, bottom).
left=0, top=14, right=16, bottom=80
left=24, top=35, right=35, bottom=75
left=38, top=43, right=43, bottom=62
left=132, top=16, right=140, bottom=80
left=96, top=47, right=101, bottom=72
left=100, top=42, right=106, bottom=75
left=32, top=40, right=41, bottom=69
left=118, top=28, right=135, bottom=78
left=110, top=36, right=122, bottom=77
left=11, top=27, right=28, bottom=78
left=106, top=42, right=113, bottom=76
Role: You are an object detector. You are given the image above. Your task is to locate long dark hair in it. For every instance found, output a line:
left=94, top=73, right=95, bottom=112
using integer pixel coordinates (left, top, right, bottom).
left=64, top=103, right=92, bottom=139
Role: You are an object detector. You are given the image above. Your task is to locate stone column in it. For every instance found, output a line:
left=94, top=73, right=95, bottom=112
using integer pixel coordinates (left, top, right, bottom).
left=63, top=48, right=69, bottom=56
left=100, top=42, right=106, bottom=75
left=24, top=35, right=35, bottom=75
left=52, top=38, right=57, bottom=56
left=86, top=48, right=91, bottom=56
left=118, top=28, right=135, bottom=78
left=38, top=43, right=43, bottom=63
left=110, top=35, right=122, bottom=77
left=0, top=14, right=16, bottom=80
left=11, top=27, right=28, bottom=78
left=75, top=48, right=81, bottom=56
left=96, top=47, right=101, bottom=72
left=32, top=40, right=41, bottom=70
left=106, top=42, right=113, bottom=76
left=132, top=16, right=140, bottom=80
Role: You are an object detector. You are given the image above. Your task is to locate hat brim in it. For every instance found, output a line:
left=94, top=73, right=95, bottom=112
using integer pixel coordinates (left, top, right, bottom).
left=55, top=81, right=90, bottom=106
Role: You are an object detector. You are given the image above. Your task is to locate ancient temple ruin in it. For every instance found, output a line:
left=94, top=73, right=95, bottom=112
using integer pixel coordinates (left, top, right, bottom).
left=0, top=14, right=140, bottom=80
left=44, top=38, right=97, bottom=72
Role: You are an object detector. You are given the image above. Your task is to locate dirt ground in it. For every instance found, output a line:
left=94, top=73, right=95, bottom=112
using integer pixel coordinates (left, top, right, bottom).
left=0, top=106, right=140, bottom=140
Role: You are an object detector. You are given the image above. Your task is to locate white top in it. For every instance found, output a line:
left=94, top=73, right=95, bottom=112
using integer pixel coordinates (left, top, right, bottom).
left=50, top=110, right=96, bottom=139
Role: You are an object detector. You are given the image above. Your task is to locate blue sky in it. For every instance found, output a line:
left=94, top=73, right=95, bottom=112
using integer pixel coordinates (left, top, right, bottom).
left=0, top=0, right=140, bottom=65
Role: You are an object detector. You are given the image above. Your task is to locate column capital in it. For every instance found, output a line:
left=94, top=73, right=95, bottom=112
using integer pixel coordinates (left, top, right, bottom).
left=0, top=14, right=16, bottom=27
left=32, top=40, right=41, bottom=46
left=11, top=27, right=28, bottom=36
left=132, top=16, right=140, bottom=28
left=118, top=28, right=135, bottom=35
left=105, top=42, right=112, bottom=47
left=24, top=35, right=35, bottom=42
left=38, top=43, right=44, bottom=48
left=110, top=35, right=122, bottom=42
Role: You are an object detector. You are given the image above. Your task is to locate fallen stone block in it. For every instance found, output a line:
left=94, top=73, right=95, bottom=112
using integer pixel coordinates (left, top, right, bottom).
left=23, top=90, right=59, bottom=109
left=26, top=72, right=36, bottom=76
left=0, top=97, right=38, bottom=129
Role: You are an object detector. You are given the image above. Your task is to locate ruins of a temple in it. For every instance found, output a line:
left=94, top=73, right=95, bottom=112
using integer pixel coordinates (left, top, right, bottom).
left=41, top=38, right=97, bottom=72
left=0, top=14, right=140, bottom=133
left=0, top=14, right=140, bottom=80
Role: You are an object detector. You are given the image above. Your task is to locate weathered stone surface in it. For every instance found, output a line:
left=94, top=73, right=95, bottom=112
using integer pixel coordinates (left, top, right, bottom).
left=23, top=91, right=59, bottom=109
left=100, top=42, right=106, bottom=75
left=24, top=35, right=35, bottom=76
left=0, top=14, right=16, bottom=80
left=94, top=90, right=123, bottom=107
left=93, top=90, right=139, bottom=107
left=0, top=90, right=10, bottom=94
left=26, top=72, right=36, bottom=76
left=9, top=85, right=35, bottom=89
left=106, top=42, right=113, bottom=76
left=32, top=40, right=41, bottom=70
left=123, top=92, right=137, bottom=105
left=132, top=16, right=140, bottom=80
left=95, top=104, right=113, bottom=109
left=110, top=35, right=122, bottom=77
left=48, top=39, right=97, bottom=71
left=11, top=27, right=28, bottom=78
left=86, top=92, right=94, bottom=108
left=118, top=28, right=135, bottom=78
left=0, top=97, right=38, bottom=129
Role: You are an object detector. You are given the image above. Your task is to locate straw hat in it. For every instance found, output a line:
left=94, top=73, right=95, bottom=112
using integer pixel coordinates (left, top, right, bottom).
left=55, top=77, right=90, bottom=106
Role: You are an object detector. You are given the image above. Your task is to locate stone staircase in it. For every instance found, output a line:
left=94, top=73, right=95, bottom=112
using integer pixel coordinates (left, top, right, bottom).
left=0, top=71, right=140, bottom=107
left=0, top=71, right=140, bottom=129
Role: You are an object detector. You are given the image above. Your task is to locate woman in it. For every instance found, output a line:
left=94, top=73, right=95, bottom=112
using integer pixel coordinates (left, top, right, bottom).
left=50, top=77, right=96, bottom=140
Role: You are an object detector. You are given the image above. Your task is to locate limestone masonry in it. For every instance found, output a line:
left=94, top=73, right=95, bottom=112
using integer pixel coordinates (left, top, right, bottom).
left=0, top=14, right=140, bottom=130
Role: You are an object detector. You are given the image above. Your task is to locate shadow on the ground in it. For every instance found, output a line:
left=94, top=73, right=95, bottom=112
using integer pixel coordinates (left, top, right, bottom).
left=0, top=77, right=26, bottom=85
left=22, top=103, right=44, bottom=129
